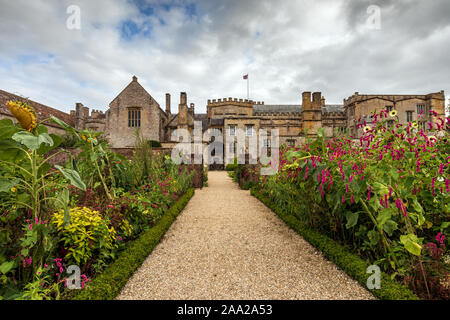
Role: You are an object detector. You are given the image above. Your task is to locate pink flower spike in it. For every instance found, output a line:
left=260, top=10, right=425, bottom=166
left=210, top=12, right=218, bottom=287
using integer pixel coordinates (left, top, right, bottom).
left=342, top=195, right=345, bottom=203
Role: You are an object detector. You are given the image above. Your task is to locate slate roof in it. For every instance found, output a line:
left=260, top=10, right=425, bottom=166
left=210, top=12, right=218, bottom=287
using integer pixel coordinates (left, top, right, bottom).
left=253, top=104, right=302, bottom=114
left=322, top=105, right=345, bottom=113
left=253, top=104, right=344, bottom=114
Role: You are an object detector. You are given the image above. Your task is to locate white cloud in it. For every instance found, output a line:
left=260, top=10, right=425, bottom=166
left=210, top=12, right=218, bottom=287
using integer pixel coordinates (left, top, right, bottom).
left=0, top=0, right=449, bottom=114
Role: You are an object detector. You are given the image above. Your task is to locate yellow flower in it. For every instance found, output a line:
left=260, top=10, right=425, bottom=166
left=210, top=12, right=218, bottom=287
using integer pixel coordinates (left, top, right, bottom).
left=363, top=126, right=371, bottom=133
left=389, top=110, right=398, bottom=117
left=81, top=134, right=87, bottom=141
left=412, top=122, right=418, bottom=128
left=429, top=135, right=437, bottom=143
left=7, top=100, right=37, bottom=132
left=10, top=187, right=16, bottom=193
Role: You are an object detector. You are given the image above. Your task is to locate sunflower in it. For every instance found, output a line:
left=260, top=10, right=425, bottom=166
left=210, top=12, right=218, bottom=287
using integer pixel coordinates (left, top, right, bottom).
left=412, top=122, right=418, bottom=129
left=363, top=126, right=371, bottom=133
left=389, top=110, right=398, bottom=117
left=7, top=100, right=37, bottom=132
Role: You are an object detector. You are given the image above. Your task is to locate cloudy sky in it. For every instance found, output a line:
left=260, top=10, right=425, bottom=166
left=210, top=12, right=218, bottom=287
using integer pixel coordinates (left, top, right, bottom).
left=0, top=0, right=449, bottom=114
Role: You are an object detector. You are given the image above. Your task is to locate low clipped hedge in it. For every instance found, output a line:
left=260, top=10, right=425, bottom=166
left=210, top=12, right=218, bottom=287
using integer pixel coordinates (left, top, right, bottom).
left=69, top=188, right=195, bottom=300
left=250, top=187, right=419, bottom=300
left=225, top=163, right=238, bottom=171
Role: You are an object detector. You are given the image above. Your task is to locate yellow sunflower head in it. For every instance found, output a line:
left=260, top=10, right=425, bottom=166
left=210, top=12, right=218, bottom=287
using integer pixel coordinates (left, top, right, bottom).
left=412, top=122, right=418, bottom=128
left=389, top=110, right=398, bottom=117
left=363, top=126, right=371, bottom=133
left=7, top=100, right=37, bottom=132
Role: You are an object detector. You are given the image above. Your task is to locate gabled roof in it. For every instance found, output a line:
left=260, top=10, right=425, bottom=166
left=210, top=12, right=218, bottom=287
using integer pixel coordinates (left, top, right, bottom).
left=109, top=76, right=154, bottom=107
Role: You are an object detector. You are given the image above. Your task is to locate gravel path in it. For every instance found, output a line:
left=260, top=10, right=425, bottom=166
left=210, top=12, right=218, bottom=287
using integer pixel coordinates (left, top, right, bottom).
left=117, top=171, right=374, bottom=300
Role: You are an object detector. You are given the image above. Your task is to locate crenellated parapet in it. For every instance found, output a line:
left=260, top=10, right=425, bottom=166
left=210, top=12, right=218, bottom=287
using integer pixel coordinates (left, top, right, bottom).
left=344, top=91, right=446, bottom=105
left=322, top=111, right=346, bottom=119
left=207, top=97, right=264, bottom=107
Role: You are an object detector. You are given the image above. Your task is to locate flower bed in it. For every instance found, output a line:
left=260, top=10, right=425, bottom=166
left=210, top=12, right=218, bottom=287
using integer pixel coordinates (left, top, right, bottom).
left=0, top=100, right=194, bottom=300
left=253, top=109, right=449, bottom=299
left=69, top=188, right=194, bottom=300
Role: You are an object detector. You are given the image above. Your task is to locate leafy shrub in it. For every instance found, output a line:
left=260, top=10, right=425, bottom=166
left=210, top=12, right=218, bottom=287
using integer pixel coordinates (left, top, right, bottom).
left=225, top=164, right=238, bottom=171
left=70, top=188, right=195, bottom=300
left=51, top=207, right=117, bottom=269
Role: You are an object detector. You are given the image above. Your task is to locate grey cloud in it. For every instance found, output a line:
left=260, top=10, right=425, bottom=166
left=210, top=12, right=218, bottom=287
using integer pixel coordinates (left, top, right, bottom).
left=0, top=0, right=448, bottom=113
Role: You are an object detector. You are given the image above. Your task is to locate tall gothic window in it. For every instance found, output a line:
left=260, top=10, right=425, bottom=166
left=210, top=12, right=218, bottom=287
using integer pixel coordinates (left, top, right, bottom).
left=128, top=108, right=141, bottom=128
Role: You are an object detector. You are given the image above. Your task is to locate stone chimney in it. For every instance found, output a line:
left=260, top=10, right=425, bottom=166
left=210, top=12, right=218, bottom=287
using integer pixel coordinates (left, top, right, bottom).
left=132, top=75, right=138, bottom=82
left=165, top=93, right=171, bottom=115
left=301, top=91, right=322, bottom=137
left=178, top=92, right=188, bottom=130
left=302, top=92, right=312, bottom=110
left=321, top=96, right=326, bottom=107
left=312, top=92, right=322, bottom=110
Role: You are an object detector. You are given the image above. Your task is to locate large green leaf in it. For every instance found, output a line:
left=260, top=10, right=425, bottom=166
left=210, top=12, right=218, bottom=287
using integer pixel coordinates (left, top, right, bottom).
left=37, top=133, right=62, bottom=154
left=0, top=119, right=19, bottom=140
left=0, top=261, right=14, bottom=274
left=345, top=211, right=359, bottom=229
left=0, top=178, right=19, bottom=193
left=0, top=139, right=25, bottom=161
left=400, top=234, right=422, bottom=256
left=12, top=132, right=53, bottom=151
left=55, top=165, right=86, bottom=191
left=50, top=115, right=79, bottom=137
left=382, top=220, right=398, bottom=237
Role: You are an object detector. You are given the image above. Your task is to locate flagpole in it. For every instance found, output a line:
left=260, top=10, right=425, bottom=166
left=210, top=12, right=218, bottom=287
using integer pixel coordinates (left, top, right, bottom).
left=247, top=74, right=249, bottom=100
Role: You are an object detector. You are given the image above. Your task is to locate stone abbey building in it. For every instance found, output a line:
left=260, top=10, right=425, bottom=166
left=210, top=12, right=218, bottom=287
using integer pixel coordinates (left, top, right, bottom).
left=0, top=75, right=446, bottom=163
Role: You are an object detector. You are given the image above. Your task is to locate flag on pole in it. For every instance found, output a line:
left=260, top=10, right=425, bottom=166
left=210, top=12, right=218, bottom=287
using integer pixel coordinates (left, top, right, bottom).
left=243, top=74, right=248, bottom=80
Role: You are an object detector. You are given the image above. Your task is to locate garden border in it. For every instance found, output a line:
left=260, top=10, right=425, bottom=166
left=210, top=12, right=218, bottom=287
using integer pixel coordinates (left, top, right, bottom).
left=250, top=186, right=419, bottom=300
left=68, top=188, right=195, bottom=300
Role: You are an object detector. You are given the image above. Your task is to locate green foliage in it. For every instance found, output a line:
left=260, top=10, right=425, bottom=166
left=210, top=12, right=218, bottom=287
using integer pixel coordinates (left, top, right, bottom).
left=70, top=188, right=195, bottom=300
left=51, top=207, right=117, bottom=267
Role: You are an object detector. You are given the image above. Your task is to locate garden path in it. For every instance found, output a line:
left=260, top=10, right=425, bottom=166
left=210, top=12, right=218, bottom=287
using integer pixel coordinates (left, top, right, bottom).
left=117, top=171, right=374, bottom=300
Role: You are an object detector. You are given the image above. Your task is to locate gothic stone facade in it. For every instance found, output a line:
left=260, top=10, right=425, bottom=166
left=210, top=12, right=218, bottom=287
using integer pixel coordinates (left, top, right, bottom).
left=344, top=91, right=446, bottom=138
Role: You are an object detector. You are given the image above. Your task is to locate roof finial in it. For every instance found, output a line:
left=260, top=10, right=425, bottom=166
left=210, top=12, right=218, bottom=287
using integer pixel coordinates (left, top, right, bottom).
left=132, top=75, right=137, bottom=82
